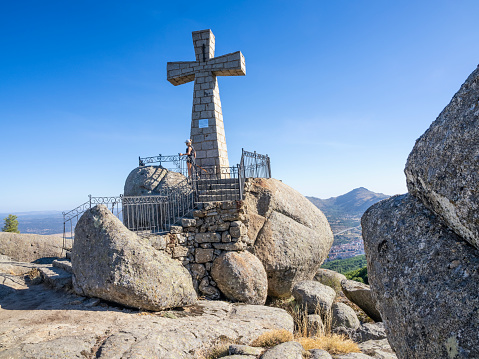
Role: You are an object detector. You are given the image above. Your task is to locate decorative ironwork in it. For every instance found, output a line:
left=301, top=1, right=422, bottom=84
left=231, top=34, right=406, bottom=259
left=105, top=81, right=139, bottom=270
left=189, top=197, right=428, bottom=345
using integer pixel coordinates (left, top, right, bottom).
left=64, top=149, right=272, bottom=247
left=139, top=153, right=187, bottom=175
left=240, top=149, right=271, bottom=179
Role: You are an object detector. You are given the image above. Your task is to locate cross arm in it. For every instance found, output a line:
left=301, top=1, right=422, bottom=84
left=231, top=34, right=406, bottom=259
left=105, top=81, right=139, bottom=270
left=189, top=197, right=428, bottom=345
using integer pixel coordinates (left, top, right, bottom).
left=205, top=51, right=246, bottom=77
left=167, top=61, right=197, bottom=86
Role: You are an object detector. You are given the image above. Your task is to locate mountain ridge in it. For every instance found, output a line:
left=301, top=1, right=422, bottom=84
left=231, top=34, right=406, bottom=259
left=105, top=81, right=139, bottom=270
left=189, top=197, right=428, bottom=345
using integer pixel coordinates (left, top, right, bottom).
left=307, top=187, right=390, bottom=218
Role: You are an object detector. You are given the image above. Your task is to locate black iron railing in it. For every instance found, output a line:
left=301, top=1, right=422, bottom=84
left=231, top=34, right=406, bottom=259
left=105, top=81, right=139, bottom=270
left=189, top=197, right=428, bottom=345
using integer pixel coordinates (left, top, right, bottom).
left=64, top=149, right=271, bottom=245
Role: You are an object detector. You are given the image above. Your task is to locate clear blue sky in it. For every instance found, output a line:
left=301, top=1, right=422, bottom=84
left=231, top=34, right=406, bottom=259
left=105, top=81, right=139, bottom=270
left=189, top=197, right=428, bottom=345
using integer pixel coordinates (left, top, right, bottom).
left=1, top=1, right=479, bottom=212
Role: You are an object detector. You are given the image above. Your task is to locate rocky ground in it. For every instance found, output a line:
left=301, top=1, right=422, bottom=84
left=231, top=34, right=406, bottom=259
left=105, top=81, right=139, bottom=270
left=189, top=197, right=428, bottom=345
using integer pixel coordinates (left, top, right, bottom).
left=0, top=258, right=395, bottom=359
left=0, top=259, right=293, bottom=359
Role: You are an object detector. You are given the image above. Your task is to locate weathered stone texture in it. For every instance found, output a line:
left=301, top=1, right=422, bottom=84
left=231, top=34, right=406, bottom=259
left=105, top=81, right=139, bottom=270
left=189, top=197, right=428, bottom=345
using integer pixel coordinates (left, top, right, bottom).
left=341, top=279, right=381, bottom=322
left=0, top=232, right=70, bottom=262
left=331, top=302, right=360, bottom=330
left=211, top=251, right=267, bottom=304
left=124, top=166, right=186, bottom=196
left=292, top=280, right=336, bottom=315
left=405, top=65, right=479, bottom=250
left=362, top=194, right=479, bottom=358
left=72, top=205, right=196, bottom=311
left=244, top=178, right=333, bottom=297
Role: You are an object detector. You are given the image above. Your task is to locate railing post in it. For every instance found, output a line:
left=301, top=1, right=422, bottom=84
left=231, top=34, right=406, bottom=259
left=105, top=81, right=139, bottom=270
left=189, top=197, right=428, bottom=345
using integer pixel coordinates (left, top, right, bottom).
left=89, top=194, right=92, bottom=208
left=238, top=164, right=243, bottom=200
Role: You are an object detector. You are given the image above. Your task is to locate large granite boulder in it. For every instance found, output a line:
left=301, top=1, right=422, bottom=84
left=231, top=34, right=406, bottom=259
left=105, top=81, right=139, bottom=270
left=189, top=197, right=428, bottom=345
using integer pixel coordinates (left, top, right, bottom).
left=0, top=232, right=71, bottom=262
left=261, top=341, right=304, bottom=359
left=72, top=205, right=196, bottom=310
left=124, top=166, right=186, bottom=196
left=292, top=280, right=336, bottom=315
left=405, top=65, right=479, bottom=250
left=314, top=268, right=347, bottom=293
left=341, top=279, right=381, bottom=322
left=211, top=251, right=268, bottom=305
left=362, top=194, right=479, bottom=358
left=331, top=302, right=360, bottom=330
left=243, top=178, right=333, bottom=297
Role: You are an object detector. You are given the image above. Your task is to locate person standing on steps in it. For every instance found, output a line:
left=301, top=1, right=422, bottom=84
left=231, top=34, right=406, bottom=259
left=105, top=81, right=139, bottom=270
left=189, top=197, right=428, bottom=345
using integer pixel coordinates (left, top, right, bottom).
left=180, top=139, right=196, bottom=178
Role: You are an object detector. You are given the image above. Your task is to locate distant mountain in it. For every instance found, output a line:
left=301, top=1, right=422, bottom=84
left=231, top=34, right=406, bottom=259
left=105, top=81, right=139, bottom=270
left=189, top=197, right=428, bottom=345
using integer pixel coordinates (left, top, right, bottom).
left=307, top=187, right=390, bottom=218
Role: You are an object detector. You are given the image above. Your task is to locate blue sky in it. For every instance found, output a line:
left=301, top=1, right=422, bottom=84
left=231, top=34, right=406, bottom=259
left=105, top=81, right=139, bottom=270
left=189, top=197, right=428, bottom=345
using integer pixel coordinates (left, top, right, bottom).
left=1, top=1, right=479, bottom=212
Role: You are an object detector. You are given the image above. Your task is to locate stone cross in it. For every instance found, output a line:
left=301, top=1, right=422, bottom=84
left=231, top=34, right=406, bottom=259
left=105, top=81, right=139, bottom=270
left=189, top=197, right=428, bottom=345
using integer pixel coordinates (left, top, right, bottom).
left=167, top=29, right=246, bottom=171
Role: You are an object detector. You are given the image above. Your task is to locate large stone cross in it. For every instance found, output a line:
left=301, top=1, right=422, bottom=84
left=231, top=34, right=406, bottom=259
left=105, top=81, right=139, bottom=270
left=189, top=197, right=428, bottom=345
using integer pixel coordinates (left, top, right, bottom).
left=167, top=29, right=246, bottom=171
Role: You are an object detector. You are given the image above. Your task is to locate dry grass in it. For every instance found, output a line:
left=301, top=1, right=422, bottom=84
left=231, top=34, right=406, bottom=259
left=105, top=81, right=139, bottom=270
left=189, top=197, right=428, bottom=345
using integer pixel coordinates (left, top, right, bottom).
left=266, top=296, right=360, bottom=355
left=250, top=329, right=294, bottom=348
left=196, top=336, right=237, bottom=359
left=296, top=334, right=360, bottom=354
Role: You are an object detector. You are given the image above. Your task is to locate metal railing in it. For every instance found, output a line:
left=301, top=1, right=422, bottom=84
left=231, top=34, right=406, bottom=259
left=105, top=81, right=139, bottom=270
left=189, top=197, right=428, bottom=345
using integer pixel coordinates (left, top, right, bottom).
left=139, top=154, right=187, bottom=177
left=64, top=149, right=271, bottom=245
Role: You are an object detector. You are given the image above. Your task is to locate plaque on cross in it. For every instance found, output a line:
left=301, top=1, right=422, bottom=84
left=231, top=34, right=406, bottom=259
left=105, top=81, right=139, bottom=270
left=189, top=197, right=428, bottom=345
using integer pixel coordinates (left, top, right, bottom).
left=167, top=29, right=246, bottom=171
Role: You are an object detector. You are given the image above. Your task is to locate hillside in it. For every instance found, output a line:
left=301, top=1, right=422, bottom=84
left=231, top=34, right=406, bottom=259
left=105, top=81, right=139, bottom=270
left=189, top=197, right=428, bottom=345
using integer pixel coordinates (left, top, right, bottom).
left=307, top=187, right=389, bottom=218
left=308, top=188, right=390, bottom=260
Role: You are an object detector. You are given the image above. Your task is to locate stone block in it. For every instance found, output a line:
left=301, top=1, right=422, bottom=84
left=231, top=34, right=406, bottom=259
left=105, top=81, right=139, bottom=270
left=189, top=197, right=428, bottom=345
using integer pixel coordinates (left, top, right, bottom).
left=193, top=210, right=205, bottom=218
left=195, top=248, right=214, bottom=263
left=195, top=232, right=221, bottom=243
left=217, top=222, right=230, bottom=231
left=213, top=242, right=245, bottom=251
left=172, top=246, right=189, bottom=258
left=230, top=224, right=246, bottom=238
left=182, top=218, right=196, bottom=227
left=221, top=232, right=232, bottom=243
left=221, top=201, right=237, bottom=210
left=170, top=226, right=183, bottom=234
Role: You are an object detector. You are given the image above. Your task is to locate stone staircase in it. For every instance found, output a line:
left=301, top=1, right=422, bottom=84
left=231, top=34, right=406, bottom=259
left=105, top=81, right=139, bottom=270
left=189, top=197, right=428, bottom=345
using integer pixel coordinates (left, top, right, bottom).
left=39, top=258, right=72, bottom=290
left=195, top=178, right=241, bottom=203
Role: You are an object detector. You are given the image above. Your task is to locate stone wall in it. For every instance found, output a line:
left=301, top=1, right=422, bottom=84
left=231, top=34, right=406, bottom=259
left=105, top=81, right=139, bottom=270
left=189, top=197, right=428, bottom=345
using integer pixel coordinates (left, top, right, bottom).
left=146, top=200, right=251, bottom=298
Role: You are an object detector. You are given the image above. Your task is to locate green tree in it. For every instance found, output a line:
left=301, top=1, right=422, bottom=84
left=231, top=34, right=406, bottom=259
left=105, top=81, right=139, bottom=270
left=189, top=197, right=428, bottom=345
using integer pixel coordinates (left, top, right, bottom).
left=2, top=214, right=19, bottom=233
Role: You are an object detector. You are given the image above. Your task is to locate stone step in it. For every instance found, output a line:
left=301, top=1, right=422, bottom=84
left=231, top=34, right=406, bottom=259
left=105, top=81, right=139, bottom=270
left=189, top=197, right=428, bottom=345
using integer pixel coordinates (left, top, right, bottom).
left=53, top=258, right=73, bottom=274
left=39, top=265, right=72, bottom=290
left=195, top=178, right=239, bottom=185
left=196, top=183, right=239, bottom=191
left=197, top=194, right=241, bottom=202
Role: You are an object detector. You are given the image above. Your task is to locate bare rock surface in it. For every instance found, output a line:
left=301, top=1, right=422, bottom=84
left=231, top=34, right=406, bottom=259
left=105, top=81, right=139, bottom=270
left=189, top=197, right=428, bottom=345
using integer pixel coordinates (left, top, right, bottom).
left=211, top=250, right=268, bottom=305
left=358, top=339, right=397, bottom=359
left=0, top=232, right=70, bottom=262
left=261, top=341, right=304, bottom=359
left=314, top=268, right=347, bottom=292
left=0, top=272, right=294, bottom=358
left=331, top=302, right=360, bottom=330
left=243, top=178, right=333, bottom=297
left=362, top=194, right=479, bottom=359
left=72, top=204, right=196, bottom=311
left=405, top=65, right=479, bottom=250
left=124, top=165, right=186, bottom=196
left=353, top=323, right=387, bottom=343
left=341, top=280, right=381, bottom=322
left=292, top=280, right=336, bottom=315
left=333, top=353, right=372, bottom=359
left=310, top=348, right=333, bottom=359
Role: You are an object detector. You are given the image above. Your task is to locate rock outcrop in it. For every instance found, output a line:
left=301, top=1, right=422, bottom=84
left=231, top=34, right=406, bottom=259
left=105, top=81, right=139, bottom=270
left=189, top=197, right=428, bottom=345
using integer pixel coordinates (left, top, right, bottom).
left=362, top=194, right=479, bottom=358
left=261, top=341, right=304, bottom=359
left=292, top=280, right=336, bottom=315
left=332, top=302, right=360, bottom=330
left=341, top=279, right=381, bottom=322
left=211, top=250, right=268, bottom=305
left=0, top=232, right=70, bottom=262
left=405, top=66, right=479, bottom=250
left=72, top=204, right=196, bottom=310
left=124, top=166, right=186, bottom=196
left=314, top=268, right=347, bottom=292
left=0, top=271, right=294, bottom=359
left=243, top=178, right=333, bottom=297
